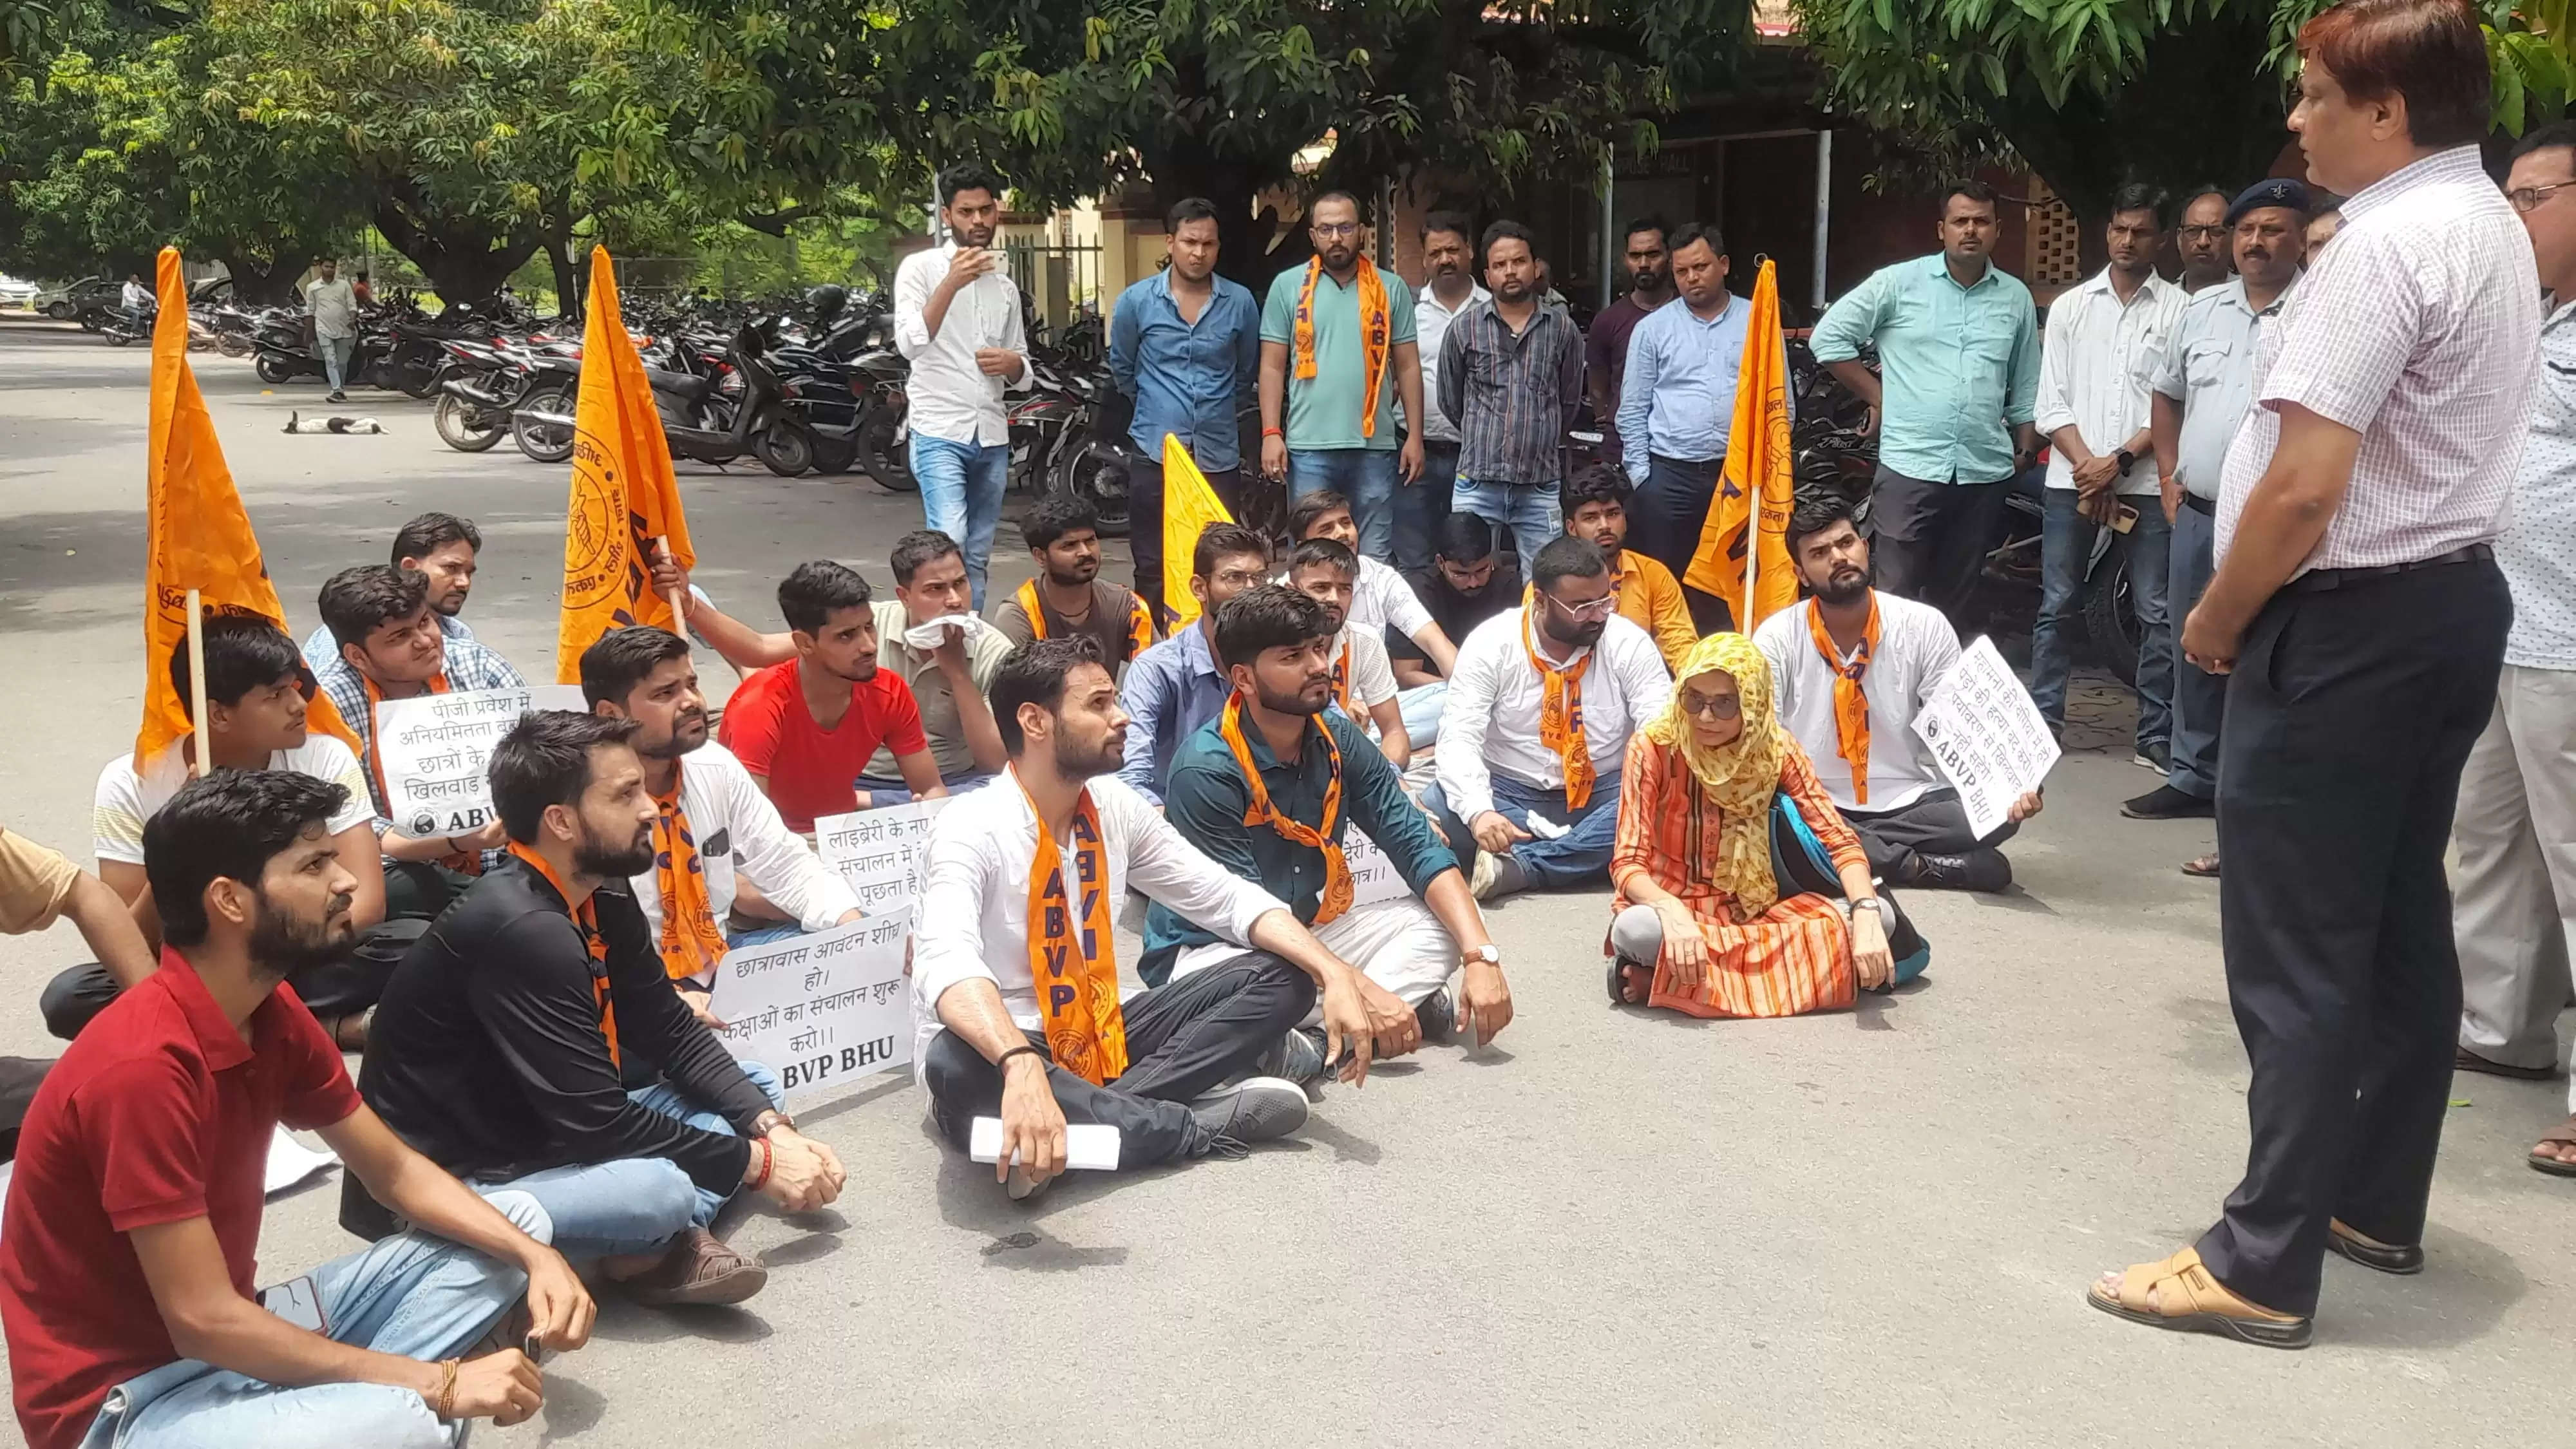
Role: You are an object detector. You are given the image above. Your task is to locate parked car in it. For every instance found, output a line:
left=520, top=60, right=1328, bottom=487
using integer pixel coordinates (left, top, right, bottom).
left=0, top=274, right=39, bottom=309
left=36, top=277, right=121, bottom=327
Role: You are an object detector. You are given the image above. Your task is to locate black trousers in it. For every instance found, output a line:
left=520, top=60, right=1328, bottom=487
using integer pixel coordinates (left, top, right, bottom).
left=2193, top=559, right=2510, bottom=1316
left=922, top=952, right=1314, bottom=1170
left=41, top=916, right=428, bottom=1041
left=1844, top=788, right=2019, bottom=880
left=1869, top=466, right=2012, bottom=618
left=1128, top=458, right=1243, bottom=623
left=1638, top=453, right=1739, bottom=634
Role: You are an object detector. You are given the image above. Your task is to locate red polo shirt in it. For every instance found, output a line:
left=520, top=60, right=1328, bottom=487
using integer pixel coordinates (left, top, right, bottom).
left=717, top=658, right=928, bottom=833
left=0, top=951, right=360, bottom=1449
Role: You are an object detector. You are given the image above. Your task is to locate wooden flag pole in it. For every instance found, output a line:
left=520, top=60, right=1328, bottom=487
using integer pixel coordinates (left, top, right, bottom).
left=185, top=589, right=211, bottom=778
left=659, top=535, right=740, bottom=681
left=1739, top=488, right=1759, bottom=636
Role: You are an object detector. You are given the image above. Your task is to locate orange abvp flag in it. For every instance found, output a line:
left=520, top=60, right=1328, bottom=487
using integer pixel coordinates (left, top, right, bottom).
left=134, top=246, right=359, bottom=768
left=554, top=246, right=697, bottom=682
left=1684, top=258, right=1799, bottom=634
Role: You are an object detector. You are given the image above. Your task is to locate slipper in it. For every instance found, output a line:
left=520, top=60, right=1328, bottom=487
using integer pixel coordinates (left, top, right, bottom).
left=2530, top=1116, right=2576, bottom=1179
left=2086, top=1245, right=2312, bottom=1349
left=2180, top=853, right=2221, bottom=878
left=2456, top=1045, right=2556, bottom=1081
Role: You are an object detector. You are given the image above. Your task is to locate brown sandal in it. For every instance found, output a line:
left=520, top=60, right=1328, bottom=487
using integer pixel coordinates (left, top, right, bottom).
left=2087, top=1245, right=2312, bottom=1349
left=2179, top=853, right=2221, bottom=878
left=2531, top=1116, right=2576, bottom=1179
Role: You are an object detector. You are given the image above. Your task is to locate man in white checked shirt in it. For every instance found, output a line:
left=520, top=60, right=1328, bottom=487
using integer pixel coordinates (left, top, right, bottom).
left=2090, top=0, right=2541, bottom=1349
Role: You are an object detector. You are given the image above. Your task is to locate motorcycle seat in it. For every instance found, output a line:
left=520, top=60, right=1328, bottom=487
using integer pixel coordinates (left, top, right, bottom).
left=645, top=367, right=714, bottom=402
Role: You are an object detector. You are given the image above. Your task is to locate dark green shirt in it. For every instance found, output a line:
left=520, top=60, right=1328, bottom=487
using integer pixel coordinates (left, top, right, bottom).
left=1139, top=705, right=1455, bottom=985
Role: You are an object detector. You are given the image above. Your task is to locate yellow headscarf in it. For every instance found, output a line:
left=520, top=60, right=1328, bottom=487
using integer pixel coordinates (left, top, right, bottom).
left=1643, top=633, right=1786, bottom=914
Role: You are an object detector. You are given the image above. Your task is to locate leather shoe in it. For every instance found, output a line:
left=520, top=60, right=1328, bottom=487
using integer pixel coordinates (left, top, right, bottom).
left=1903, top=848, right=2012, bottom=893
left=2326, top=1218, right=2423, bottom=1276
left=2123, top=784, right=2215, bottom=820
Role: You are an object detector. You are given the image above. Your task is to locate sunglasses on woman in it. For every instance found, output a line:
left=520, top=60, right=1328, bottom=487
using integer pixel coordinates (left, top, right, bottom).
left=1676, top=688, right=1742, bottom=720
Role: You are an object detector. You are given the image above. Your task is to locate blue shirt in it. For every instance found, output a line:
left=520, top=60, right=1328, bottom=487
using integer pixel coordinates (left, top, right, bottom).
left=2150, top=277, right=2291, bottom=501
left=1108, top=269, right=1261, bottom=471
left=1115, top=623, right=1231, bottom=805
left=1615, top=292, right=1762, bottom=484
left=1809, top=254, right=2040, bottom=485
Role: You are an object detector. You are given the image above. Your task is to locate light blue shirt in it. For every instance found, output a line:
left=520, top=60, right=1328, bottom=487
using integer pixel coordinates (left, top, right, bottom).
left=1115, top=623, right=1231, bottom=806
left=2151, top=277, right=2291, bottom=501
left=1615, top=292, right=1764, bottom=484
left=1108, top=269, right=1261, bottom=471
left=1809, top=254, right=2040, bottom=485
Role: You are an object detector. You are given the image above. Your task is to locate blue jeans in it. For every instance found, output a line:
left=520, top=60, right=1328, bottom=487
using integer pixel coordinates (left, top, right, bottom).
left=1397, top=682, right=1447, bottom=750
left=1394, top=440, right=1461, bottom=572
left=80, top=1193, right=549, bottom=1448
left=1421, top=769, right=1624, bottom=889
left=477, top=1062, right=784, bottom=1261
left=1288, top=448, right=1400, bottom=562
left=2027, top=489, right=2174, bottom=748
left=2164, top=498, right=2224, bottom=799
left=910, top=435, right=1009, bottom=611
left=314, top=334, right=355, bottom=394
left=1452, top=478, right=1562, bottom=569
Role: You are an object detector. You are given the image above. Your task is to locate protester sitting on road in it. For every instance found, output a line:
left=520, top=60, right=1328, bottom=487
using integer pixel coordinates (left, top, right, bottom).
left=1422, top=535, right=1673, bottom=902
left=310, top=564, right=525, bottom=917
left=1388, top=513, right=1523, bottom=744
left=1562, top=463, right=1700, bottom=670
left=0, top=824, right=157, bottom=1162
left=912, top=638, right=1372, bottom=1201
left=990, top=493, right=1159, bottom=668
left=350, top=712, right=845, bottom=1309
left=856, top=531, right=1009, bottom=800
left=582, top=627, right=861, bottom=1012
left=1117, top=523, right=1273, bottom=805
left=1283, top=538, right=1410, bottom=766
left=1605, top=634, right=1900, bottom=1016
left=1754, top=497, right=2040, bottom=892
left=1142, top=587, right=1510, bottom=1084
left=50, top=617, right=381, bottom=1043
left=716, top=560, right=945, bottom=833
left=301, top=511, right=492, bottom=665
left=3, top=770, right=594, bottom=1449
left=1289, top=490, right=1457, bottom=677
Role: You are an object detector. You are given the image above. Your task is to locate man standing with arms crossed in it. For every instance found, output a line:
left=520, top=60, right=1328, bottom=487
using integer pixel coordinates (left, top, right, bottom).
left=1437, top=221, right=1585, bottom=567
left=1615, top=222, right=1760, bottom=611
left=1586, top=218, right=1674, bottom=469
left=1403, top=213, right=1486, bottom=571
left=894, top=162, right=1029, bottom=611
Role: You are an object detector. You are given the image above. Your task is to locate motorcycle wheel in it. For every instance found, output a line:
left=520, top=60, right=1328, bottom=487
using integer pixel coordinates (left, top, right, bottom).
left=433, top=393, right=505, bottom=453
left=2083, top=535, right=2142, bottom=689
left=513, top=386, right=578, bottom=464
left=104, top=330, right=132, bottom=348
left=395, top=363, right=439, bottom=399
left=855, top=410, right=917, bottom=493
left=812, top=431, right=858, bottom=477
left=254, top=352, right=295, bottom=384
left=755, top=422, right=817, bottom=478
left=216, top=334, right=252, bottom=359
left=1052, top=442, right=1131, bottom=538
left=44, top=301, right=73, bottom=321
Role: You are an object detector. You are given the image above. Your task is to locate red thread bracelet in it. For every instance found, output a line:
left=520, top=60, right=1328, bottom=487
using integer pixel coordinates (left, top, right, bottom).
left=748, top=1135, right=773, bottom=1189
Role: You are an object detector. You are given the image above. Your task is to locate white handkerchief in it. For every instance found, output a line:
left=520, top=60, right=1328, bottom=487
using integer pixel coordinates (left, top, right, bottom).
left=902, top=614, right=994, bottom=652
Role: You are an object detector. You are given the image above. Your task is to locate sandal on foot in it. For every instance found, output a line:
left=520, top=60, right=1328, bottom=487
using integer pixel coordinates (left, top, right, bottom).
left=2086, top=1246, right=2312, bottom=1349
left=2456, top=1045, right=2556, bottom=1081
left=1605, top=960, right=1649, bottom=1007
left=2179, top=853, right=2221, bottom=878
left=2325, top=1218, right=2423, bottom=1275
left=2530, top=1116, right=2576, bottom=1179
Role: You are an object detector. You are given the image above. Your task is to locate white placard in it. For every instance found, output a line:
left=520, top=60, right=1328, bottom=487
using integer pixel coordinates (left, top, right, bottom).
left=813, top=797, right=950, bottom=918
left=373, top=685, right=586, bottom=838
left=1909, top=635, right=2061, bottom=840
left=706, top=910, right=914, bottom=1103
left=1341, top=827, right=1411, bottom=908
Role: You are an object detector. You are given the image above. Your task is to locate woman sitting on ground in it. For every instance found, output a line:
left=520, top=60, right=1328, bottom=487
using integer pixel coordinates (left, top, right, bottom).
left=1607, top=634, right=1895, bottom=1016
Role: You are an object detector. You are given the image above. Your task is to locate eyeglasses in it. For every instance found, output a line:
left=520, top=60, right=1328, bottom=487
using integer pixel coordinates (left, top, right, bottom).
left=2178, top=225, right=2227, bottom=240
left=1542, top=591, right=1618, bottom=621
left=1676, top=689, right=1742, bottom=720
left=2510, top=182, right=2576, bottom=214
left=1311, top=222, right=1360, bottom=239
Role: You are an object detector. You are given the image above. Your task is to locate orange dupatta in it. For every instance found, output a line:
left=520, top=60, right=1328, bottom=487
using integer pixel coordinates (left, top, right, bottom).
left=1293, top=256, right=1391, bottom=439
left=1020, top=772, right=1128, bottom=1085
left=1217, top=695, right=1354, bottom=926
left=1016, top=579, right=1156, bottom=663
left=650, top=764, right=731, bottom=981
left=507, top=840, right=620, bottom=1069
left=1327, top=635, right=1353, bottom=712
left=1523, top=611, right=1596, bottom=810
left=1805, top=597, right=1880, bottom=805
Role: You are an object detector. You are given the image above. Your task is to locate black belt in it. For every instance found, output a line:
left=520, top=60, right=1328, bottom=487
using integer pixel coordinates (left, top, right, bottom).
left=2283, top=543, right=2492, bottom=594
left=2181, top=491, right=2216, bottom=515
left=1648, top=453, right=1721, bottom=471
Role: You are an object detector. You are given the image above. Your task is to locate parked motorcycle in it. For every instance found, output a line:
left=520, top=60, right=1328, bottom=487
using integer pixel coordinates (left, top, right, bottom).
left=1007, top=357, right=1129, bottom=536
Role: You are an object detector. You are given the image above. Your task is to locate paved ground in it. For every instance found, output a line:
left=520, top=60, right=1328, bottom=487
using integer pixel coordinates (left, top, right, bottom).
left=1, top=319, right=2570, bottom=1448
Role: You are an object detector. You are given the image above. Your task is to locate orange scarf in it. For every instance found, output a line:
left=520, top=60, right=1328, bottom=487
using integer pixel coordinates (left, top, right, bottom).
left=651, top=766, right=730, bottom=981
left=1806, top=597, right=1880, bottom=805
left=507, top=840, right=619, bottom=1070
left=1329, top=635, right=1353, bottom=712
left=1524, top=611, right=1596, bottom=810
left=363, top=670, right=480, bottom=875
left=1017, top=579, right=1157, bottom=662
left=1293, top=256, right=1391, bottom=438
left=1218, top=694, right=1354, bottom=927
left=1021, top=772, right=1127, bottom=1085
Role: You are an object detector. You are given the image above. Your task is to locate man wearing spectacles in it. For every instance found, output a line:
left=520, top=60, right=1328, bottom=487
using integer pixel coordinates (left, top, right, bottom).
left=1117, top=525, right=1278, bottom=805
left=2175, top=186, right=2236, bottom=294
left=1421, top=536, right=1672, bottom=902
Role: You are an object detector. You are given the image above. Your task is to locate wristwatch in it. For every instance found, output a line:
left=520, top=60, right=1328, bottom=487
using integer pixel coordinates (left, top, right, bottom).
left=750, top=1109, right=795, bottom=1137
left=1464, top=943, right=1502, bottom=967
left=1850, top=898, right=1888, bottom=920
left=2115, top=448, right=2139, bottom=473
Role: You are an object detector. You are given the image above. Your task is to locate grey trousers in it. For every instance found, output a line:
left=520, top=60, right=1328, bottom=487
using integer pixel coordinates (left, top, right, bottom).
left=2452, top=663, right=2576, bottom=1078
left=2164, top=497, right=2226, bottom=800
left=1609, top=904, right=1663, bottom=965
left=1842, top=788, right=2017, bottom=880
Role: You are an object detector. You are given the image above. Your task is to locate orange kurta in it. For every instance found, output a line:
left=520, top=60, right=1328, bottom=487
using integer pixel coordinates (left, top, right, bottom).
left=1609, top=730, right=1872, bottom=1018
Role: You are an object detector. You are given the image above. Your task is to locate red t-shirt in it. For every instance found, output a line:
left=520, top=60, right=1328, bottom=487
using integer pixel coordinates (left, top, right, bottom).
left=1, top=951, right=361, bottom=1449
left=716, top=658, right=929, bottom=833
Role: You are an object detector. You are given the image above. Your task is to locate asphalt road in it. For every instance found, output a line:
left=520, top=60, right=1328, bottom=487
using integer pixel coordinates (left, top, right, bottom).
left=1, top=320, right=2568, bottom=1448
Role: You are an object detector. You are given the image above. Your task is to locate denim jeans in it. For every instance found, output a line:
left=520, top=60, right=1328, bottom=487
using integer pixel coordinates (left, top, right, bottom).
left=79, top=1192, right=549, bottom=1448
left=2027, top=488, right=2174, bottom=748
left=314, top=334, right=355, bottom=394
left=1397, top=682, right=1447, bottom=750
left=1394, top=440, right=1461, bottom=572
left=1287, top=448, right=1400, bottom=562
left=2164, top=498, right=2224, bottom=799
left=910, top=435, right=1010, bottom=611
left=1452, top=478, right=1562, bottom=569
left=1420, top=769, right=1623, bottom=889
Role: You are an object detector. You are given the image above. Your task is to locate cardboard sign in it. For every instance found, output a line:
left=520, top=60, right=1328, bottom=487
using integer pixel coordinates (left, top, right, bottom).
left=813, top=797, right=950, bottom=917
left=706, top=911, right=914, bottom=1103
left=372, top=685, right=586, bottom=838
left=1911, top=636, right=2061, bottom=840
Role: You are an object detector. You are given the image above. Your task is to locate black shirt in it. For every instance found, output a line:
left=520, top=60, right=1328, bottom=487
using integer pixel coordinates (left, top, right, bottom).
left=346, top=857, right=770, bottom=1233
left=1390, top=558, right=1523, bottom=663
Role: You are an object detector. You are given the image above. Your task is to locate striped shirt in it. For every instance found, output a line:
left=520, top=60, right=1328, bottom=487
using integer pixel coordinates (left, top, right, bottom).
left=2216, top=146, right=2541, bottom=570
left=2506, top=299, right=2576, bottom=670
left=1436, top=298, right=1585, bottom=486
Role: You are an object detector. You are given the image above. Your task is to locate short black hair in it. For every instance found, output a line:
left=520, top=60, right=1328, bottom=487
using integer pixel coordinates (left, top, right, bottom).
left=1023, top=494, right=1101, bottom=553
left=1167, top=196, right=1220, bottom=232
left=1562, top=463, right=1631, bottom=513
left=938, top=162, right=1005, bottom=206
left=777, top=560, right=873, bottom=635
left=1623, top=216, right=1671, bottom=248
left=1785, top=493, right=1862, bottom=560
left=1433, top=511, right=1495, bottom=564
left=1530, top=534, right=1612, bottom=592
left=1287, top=489, right=1351, bottom=541
left=317, top=564, right=430, bottom=652
left=2511, top=120, right=2576, bottom=164
left=990, top=636, right=1104, bottom=756
left=390, top=511, right=480, bottom=567
left=1193, top=522, right=1272, bottom=579
left=1286, top=536, right=1359, bottom=583
left=1213, top=585, right=1332, bottom=672
left=2180, top=182, right=2231, bottom=211
left=145, top=770, right=351, bottom=947
left=1666, top=222, right=1725, bottom=260
left=489, top=710, right=641, bottom=844
left=579, top=625, right=692, bottom=708
left=2108, top=182, right=2166, bottom=227
left=170, top=614, right=305, bottom=715
left=889, top=529, right=962, bottom=587
left=1942, top=179, right=2000, bottom=212
left=1421, top=211, right=1473, bottom=245
left=1481, top=219, right=1536, bottom=258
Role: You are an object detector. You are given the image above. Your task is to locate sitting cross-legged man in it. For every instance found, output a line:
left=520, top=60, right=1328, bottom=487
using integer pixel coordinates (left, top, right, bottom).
left=913, top=637, right=1387, bottom=1200
left=1146, top=587, right=1513, bottom=1084
left=1282, top=536, right=1411, bottom=766
left=350, top=712, right=845, bottom=1309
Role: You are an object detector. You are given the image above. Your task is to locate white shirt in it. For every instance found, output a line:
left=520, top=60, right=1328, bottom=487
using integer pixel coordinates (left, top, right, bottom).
left=1332, top=625, right=1398, bottom=711
left=2217, top=146, right=2542, bottom=571
left=1412, top=281, right=1490, bottom=443
left=2505, top=299, right=2576, bottom=670
left=626, top=743, right=860, bottom=953
left=1349, top=555, right=1434, bottom=642
left=1435, top=609, right=1672, bottom=820
left=120, top=281, right=149, bottom=310
left=2033, top=267, right=2186, bottom=496
left=305, top=278, right=359, bottom=340
left=892, top=243, right=1031, bottom=446
left=909, top=768, right=1285, bottom=1081
left=94, top=737, right=375, bottom=867
left=1755, top=593, right=1962, bottom=815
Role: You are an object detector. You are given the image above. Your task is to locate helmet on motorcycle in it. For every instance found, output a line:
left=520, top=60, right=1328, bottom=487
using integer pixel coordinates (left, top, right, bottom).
left=806, top=285, right=848, bottom=323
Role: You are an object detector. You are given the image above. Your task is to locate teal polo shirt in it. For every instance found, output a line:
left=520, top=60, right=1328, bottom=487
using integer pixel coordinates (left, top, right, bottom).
left=1810, top=253, right=2040, bottom=485
left=1260, top=264, right=1418, bottom=451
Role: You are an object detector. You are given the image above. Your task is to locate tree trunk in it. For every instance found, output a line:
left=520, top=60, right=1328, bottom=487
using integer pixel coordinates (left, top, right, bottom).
left=219, top=252, right=303, bottom=307
left=372, top=178, right=541, bottom=308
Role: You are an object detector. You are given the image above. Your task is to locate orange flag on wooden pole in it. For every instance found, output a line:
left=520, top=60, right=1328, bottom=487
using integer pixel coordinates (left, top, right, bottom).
left=554, top=246, right=697, bottom=682
left=134, top=245, right=359, bottom=770
left=1684, top=258, right=1799, bottom=634
left=1160, top=433, right=1236, bottom=629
